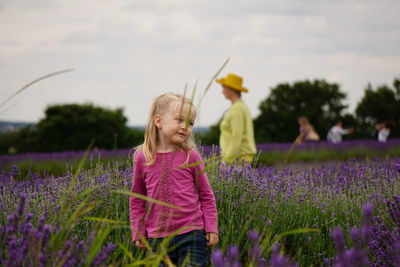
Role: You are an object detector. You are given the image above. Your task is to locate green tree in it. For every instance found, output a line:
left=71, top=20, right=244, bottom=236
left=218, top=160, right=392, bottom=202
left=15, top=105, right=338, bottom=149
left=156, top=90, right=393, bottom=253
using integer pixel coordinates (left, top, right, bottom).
left=254, top=80, right=349, bottom=142
left=197, top=118, right=221, bottom=146
left=355, top=77, right=400, bottom=138
left=34, top=103, right=141, bottom=152
left=0, top=126, right=41, bottom=154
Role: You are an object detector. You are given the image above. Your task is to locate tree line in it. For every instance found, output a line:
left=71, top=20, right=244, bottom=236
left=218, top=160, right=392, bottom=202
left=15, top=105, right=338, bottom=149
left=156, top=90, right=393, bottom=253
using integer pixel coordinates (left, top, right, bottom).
left=0, top=104, right=144, bottom=154
left=201, top=76, right=400, bottom=145
left=0, top=77, right=399, bottom=154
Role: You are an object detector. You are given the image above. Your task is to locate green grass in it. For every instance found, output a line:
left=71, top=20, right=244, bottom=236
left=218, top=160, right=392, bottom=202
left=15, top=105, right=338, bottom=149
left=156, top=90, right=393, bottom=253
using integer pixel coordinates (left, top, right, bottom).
left=258, top=146, right=400, bottom=166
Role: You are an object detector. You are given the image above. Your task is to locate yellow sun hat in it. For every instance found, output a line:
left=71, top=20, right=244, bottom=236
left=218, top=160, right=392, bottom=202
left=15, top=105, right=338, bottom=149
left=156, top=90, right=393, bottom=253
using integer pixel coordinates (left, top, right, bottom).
left=216, top=73, right=249, bottom=93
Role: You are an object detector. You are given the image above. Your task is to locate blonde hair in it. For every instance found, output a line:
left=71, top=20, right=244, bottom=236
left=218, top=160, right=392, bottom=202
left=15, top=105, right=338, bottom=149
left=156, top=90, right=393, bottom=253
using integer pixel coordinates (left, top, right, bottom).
left=134, top=92, right=198, bottom=165
left=298, top=116, right=310, bottom=126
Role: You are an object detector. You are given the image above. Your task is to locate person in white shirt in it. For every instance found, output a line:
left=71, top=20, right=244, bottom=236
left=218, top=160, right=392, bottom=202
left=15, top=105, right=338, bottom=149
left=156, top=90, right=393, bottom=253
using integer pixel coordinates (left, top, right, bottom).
left=376, top=122, right=390, bottom=142
left=327, top=121, right=354, bottom=143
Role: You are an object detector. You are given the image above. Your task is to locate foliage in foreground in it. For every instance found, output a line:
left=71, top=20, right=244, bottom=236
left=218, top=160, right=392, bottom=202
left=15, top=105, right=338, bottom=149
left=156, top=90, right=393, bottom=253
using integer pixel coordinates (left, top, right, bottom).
left=1, top=194, right=116, bottom=267
left=1, top=156, right=400, bottom=265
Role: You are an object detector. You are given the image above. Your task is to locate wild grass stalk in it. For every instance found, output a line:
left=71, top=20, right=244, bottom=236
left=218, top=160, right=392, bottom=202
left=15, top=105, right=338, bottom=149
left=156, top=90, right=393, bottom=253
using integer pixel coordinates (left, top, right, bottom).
left=0, top=69, right=74, bottom=111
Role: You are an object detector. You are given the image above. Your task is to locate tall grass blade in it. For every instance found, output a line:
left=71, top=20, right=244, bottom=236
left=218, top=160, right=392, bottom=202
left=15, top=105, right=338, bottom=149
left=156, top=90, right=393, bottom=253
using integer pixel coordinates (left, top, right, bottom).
left=74, top=185, right=100, bottom=201
left=179, top=83, right=188, bottom=117
left=0, top=68, right=75, bottom=109
left=85, top=224, right=112, bottom=267
left=283, top=135, right=302, bottom=164
left=272, top=228, right=320, bottom=247
left=65, top=201, right=100, bottom=228
left=117, top=242, right=135, bottom=262
left=66, top=141, right=94, bottom=194
left=198, top=57, right=230, bottom=106
left=178, top=155, right=219, bottom=169
left=195, top=58, right=230, bottom=124
left=54, top=141, right=94, bottom=228
left=0, top=102, right=18, bottom=117
left=115, top=190, right=185, bottom=210
left=185, top=80, right=197, bottom=129
left=84, top=216, right=127, bottom=225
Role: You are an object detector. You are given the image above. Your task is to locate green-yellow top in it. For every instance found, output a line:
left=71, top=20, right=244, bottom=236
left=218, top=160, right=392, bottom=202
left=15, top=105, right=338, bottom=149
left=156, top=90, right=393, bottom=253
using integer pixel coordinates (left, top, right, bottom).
left=219, top=99, right=256, bottom=163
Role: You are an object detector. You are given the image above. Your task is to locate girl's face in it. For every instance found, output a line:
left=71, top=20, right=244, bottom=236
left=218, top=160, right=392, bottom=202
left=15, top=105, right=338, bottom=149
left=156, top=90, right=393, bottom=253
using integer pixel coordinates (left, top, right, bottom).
left=154, top=102, right=196, bottom=148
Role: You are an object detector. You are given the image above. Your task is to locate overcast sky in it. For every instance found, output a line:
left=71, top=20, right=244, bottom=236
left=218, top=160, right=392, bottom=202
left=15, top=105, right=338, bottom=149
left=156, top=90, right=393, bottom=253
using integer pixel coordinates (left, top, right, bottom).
left=1, top=0, right=399, bottom=127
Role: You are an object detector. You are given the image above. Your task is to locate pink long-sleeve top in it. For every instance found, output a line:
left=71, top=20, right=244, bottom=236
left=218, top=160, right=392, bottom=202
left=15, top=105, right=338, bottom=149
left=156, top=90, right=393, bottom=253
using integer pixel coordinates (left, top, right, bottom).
left=129, top=149, right=218, bottom=241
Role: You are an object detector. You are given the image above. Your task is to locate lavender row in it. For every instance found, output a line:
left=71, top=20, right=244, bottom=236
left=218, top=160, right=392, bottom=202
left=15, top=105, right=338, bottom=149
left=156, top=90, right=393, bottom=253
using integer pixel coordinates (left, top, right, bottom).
left=0, top=148, right=134, bottom=169
left=2, top=157, right=399, bottom=217
left=2, top=138, right=399, bottom=167
left=199, top=139, right=400, bottom=159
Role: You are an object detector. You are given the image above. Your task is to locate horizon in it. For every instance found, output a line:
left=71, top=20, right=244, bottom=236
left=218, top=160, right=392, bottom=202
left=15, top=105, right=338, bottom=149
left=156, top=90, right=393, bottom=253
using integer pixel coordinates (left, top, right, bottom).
left=0, top=120, right=211, bottom=131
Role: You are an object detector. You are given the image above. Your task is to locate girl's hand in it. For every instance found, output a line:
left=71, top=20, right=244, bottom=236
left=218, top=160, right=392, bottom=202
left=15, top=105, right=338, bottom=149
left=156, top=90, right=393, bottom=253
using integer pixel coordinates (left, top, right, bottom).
left=134, top=240, right=146, bottom=249
left=206, top=232, right=219, bottom=247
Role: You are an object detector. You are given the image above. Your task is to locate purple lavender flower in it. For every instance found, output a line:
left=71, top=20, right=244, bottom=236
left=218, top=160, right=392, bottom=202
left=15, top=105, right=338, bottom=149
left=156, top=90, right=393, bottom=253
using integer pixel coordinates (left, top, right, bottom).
left=248, top=230, right=260, bottom=243
left=227, top=245, right=240, bottom=266
left=270, top=253, right=298, bottom=267
left=331, top=227, right=346, bottom=253
left=368, top=196, right=400, bottom=266
left=362, top=202, right=373, bottom=221
left=247, top=230, right=266, bottom=267
left=91, top=243, right=116, bottom=266
left=342, top=248, right=370, bottom=267
left=350, top=228, right=362, bottom=248
left=394, top=161, right=400, bottom=173
left=211, top=249, right=224, bottom=267
left=0, top=194, right=115, bottom=266
left=17, top=193, right=26, bottom=217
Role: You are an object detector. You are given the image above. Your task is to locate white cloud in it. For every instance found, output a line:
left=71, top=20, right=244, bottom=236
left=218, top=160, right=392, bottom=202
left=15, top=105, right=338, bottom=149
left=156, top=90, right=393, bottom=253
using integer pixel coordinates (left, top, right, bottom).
left=0, top=0, right=399, bottom=127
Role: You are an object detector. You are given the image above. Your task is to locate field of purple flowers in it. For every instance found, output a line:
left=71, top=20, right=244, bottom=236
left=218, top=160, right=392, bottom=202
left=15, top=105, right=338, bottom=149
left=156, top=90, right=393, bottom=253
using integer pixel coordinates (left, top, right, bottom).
left=1, top=139, right=400, bottom=177
left=1, top=146, right=400, bottom=265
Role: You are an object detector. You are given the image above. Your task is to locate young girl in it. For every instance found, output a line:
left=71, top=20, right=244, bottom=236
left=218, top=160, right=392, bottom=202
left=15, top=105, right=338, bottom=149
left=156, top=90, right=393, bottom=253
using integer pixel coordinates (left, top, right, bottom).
left=130, top=92, right=219, bottom=266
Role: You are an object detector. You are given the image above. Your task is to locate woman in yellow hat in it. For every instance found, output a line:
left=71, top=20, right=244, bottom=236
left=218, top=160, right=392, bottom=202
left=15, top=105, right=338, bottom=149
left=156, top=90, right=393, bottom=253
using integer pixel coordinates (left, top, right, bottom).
left=215, top=73, right=257, bottom=164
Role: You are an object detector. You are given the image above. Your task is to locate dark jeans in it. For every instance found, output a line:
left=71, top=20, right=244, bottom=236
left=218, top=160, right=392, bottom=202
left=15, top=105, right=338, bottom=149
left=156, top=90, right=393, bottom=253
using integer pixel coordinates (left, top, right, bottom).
left=148, top=230, right=207, bottom=267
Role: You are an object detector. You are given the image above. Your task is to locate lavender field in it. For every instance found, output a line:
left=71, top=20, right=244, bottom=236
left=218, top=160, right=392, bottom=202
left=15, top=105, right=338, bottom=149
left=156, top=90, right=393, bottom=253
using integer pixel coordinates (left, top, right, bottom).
left=1, top=143, right=400, bottom=266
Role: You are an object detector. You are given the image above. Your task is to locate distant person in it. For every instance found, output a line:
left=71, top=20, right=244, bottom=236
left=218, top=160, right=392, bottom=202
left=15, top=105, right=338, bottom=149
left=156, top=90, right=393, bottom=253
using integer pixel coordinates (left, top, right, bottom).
left=327, top=121, right=354, bottom=143
left=297, top=116, right=320, bottom=143
left=215, top=73, right=257, bottom=164
left=376, top=122, right=390, bottom=142
left=130, top=93, right=218, bottom=266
